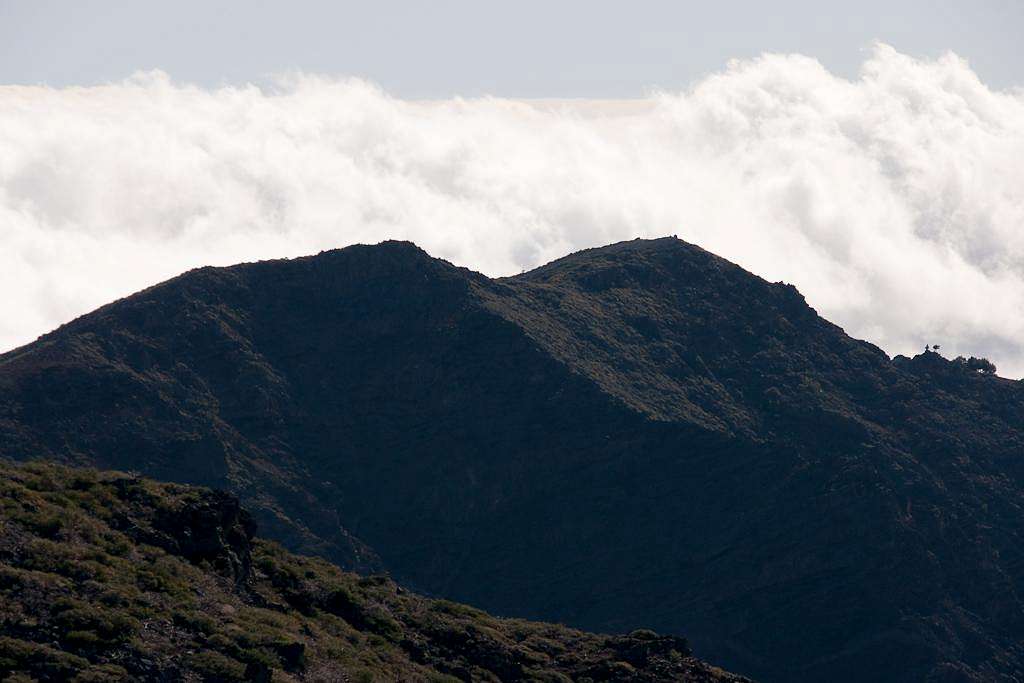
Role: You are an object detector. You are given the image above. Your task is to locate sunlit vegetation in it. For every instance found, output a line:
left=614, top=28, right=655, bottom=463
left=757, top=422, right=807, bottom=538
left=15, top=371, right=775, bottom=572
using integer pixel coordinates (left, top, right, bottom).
left=0, top=461, right=739, bottom=682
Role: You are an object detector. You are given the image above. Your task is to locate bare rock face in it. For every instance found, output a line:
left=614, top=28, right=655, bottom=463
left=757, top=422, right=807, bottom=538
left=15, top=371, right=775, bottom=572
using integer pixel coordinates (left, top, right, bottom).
left=2, top=238, right=1024, bottom=681
left=154, top=488, right=256, bottom=585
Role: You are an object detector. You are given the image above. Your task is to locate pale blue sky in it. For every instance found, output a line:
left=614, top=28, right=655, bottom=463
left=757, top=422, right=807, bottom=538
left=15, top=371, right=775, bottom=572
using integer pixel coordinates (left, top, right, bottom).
left=1, top=0, right=1022, bottom=96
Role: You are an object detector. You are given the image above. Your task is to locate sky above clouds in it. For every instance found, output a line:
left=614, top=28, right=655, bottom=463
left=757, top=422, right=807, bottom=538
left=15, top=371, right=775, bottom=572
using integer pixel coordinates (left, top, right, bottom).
left=1, top=2, right=1023, bottom=376
left=2, top=1, right=1024, bottom=95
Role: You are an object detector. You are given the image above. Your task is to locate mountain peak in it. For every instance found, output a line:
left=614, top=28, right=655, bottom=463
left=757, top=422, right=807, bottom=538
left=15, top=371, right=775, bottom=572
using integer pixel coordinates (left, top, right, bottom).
left=516, top=236, right=708, bottom=282
left=315, top=238, right=431, bottom=261
left=513, top=236, right=810, bottom=315
left=487, top=236, right=853, bottom=431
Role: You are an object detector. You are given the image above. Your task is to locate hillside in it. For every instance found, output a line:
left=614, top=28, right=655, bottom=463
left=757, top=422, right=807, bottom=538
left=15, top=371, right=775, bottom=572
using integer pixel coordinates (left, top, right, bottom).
left=0, top=460, right=744, bottom=682
left=2, top=238, right=1024, bottom=681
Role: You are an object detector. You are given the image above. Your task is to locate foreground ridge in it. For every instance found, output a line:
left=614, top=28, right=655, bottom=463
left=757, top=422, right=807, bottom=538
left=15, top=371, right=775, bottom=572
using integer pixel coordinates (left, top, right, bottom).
left=0, top=460, right=746, bottom=682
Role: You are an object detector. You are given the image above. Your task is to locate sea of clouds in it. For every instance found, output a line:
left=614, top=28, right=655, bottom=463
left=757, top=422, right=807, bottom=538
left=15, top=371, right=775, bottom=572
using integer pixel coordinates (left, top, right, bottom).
left=2, top=44, right=1023, bottom=375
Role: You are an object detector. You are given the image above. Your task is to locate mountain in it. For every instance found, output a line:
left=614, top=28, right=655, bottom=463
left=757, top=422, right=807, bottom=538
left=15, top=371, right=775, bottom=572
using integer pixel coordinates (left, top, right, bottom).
left=0, top=459, right=744, bottom=682
left=2, top=237, right=1024, bottom=682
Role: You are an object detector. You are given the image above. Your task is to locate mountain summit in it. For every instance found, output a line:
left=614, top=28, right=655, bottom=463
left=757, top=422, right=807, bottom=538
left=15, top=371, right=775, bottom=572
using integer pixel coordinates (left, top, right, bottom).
left=3, top=238, right=1024, bottom=681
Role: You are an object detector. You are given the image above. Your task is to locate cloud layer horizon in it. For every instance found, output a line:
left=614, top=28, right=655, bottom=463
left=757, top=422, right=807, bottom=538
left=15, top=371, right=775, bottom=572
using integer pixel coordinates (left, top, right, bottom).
left=3, top=45, right=1023, bottom=375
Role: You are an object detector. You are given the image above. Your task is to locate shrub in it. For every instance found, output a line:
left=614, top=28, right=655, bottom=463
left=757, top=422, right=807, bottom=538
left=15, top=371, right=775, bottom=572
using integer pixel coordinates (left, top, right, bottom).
left=173, top=610, right=218, bottom=635
left=65, top=631, right=102, bottom=648
left=352, top=670, right=375, bottom=683
left=70, top=663, right=130, bottom=681
left=427, top=673, right=463, bottom=683
left=954, top=355, right=997, bottom=375
left=187, top=650, right=246, bottom=681
left=967, top=356, right=997, bottom=375
left=22, top=512, right=64, bottom=539
left=53, top=606, right=139, bottom=645
left=628, top=629, right=659, bottom=640
left=0, top=637, right=89, bottom=679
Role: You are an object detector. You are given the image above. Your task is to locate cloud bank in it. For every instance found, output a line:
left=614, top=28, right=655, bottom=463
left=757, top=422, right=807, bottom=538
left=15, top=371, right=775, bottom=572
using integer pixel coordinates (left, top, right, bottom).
left=2, top=45, right=1024, bottom=375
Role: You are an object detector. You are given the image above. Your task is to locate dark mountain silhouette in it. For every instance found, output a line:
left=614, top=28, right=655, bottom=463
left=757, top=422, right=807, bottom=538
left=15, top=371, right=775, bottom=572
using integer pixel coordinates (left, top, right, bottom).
left=0, top=459, right=744, bottom=682
left=2, top=237, right=1024, bottom=682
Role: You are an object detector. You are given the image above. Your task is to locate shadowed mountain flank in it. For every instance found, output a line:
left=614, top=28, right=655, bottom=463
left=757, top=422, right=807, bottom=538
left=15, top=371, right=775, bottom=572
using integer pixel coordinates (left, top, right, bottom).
left=2, top=238, right=1024, bottom=681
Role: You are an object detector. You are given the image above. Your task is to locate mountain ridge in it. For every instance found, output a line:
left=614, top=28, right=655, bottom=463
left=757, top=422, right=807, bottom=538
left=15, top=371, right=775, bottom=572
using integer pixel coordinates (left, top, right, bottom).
left=2, top=237, right=1024, bottom=682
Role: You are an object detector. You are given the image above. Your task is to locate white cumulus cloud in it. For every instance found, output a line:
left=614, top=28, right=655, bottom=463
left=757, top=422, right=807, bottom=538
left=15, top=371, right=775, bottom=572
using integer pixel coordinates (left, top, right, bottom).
left=2, top=44, right=1024, bottom=375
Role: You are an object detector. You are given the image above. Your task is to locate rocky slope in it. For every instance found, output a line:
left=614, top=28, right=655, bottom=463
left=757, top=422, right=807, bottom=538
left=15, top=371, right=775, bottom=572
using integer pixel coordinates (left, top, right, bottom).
left=2, top=238, right=1024, bottom=681
left=0, top=460, right=744, bottom=682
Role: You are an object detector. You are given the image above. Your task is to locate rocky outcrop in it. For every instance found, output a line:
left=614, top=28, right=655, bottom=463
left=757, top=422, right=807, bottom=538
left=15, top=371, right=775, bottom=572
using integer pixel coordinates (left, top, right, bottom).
left=153, top=488, right=256, bottom=586
left=105, top=476, right=256, bottom=586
